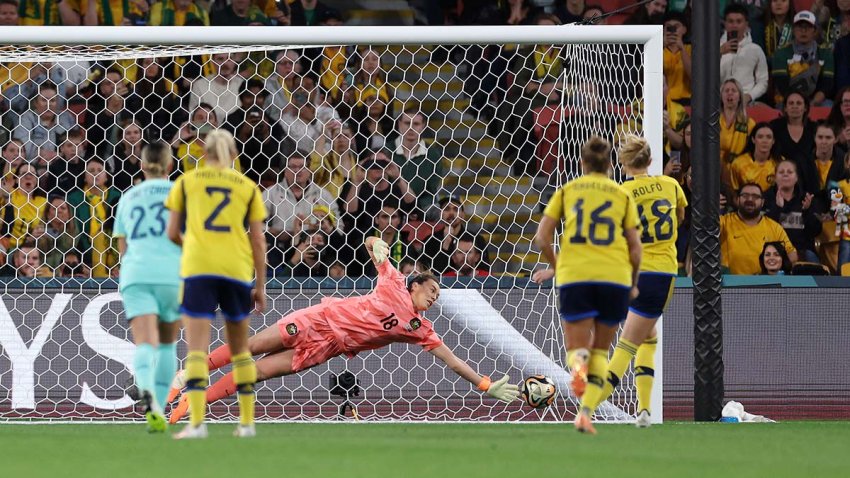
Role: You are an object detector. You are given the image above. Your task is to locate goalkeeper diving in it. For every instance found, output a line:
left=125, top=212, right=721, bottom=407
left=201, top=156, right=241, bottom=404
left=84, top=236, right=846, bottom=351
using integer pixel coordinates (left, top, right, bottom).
left=167, top=236, right=519, bottom=422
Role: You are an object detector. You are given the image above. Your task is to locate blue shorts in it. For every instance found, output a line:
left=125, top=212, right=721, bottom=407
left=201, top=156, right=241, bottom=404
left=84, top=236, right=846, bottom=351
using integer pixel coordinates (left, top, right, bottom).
left=180, top=276, right=253, bottom=322
left=558, top=282, right=630, bottom=326
left=121, top=284, right=180, bottom=323
left=629, top=273, right=675, bottom=319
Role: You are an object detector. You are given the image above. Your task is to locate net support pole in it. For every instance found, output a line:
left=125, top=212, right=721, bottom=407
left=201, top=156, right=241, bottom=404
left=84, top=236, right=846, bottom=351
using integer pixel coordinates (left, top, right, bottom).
left=643, top=31, right=664, bottom=176
left=691, top=0, right=724, bottom=421
left=641, top=29, right=665, bottom=422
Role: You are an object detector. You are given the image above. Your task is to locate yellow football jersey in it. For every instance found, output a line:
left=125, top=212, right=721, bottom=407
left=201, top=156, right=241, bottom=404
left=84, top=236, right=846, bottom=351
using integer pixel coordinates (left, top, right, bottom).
left=720, top=212, right=795, bottom=275
left=6, top=190, right=47, bottom=248
left=622, top=174, right=688, bottom=274
left=729, top=153, right=778, bottom=193
left=816, top=159, right=833, bottom=190
left=164, top=166, right=266, bottom=283
left=543, top=173, right=639, bottom=287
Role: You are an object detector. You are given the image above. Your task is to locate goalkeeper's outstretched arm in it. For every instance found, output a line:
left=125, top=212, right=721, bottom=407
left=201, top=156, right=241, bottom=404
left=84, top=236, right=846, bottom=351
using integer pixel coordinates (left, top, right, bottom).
left=428, top=344, right=519, bottom=403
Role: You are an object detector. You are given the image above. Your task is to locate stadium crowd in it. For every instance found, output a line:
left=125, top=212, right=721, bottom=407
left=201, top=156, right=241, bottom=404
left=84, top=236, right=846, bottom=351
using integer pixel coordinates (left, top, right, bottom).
left=0, top=0, right=848, bottom=278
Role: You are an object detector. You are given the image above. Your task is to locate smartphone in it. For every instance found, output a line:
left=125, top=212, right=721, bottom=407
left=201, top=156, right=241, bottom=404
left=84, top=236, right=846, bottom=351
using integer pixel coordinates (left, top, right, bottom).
left=669, top=150, right=682, bottom=166
left=728, top=30, right=739, bottom=53
left=666, top=24, right=677, bottom=34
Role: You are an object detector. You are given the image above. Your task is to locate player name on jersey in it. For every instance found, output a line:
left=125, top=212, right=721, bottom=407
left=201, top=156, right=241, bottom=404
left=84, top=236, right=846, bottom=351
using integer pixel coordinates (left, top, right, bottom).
left=571, top=181, right=622, bottom=194
left=629, top=181, right=665, bottom=198
left=125, top=184, right=173, bottom=198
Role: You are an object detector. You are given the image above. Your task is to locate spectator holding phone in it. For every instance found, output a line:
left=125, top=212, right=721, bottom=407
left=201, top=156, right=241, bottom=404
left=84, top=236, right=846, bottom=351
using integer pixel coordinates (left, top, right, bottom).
left=663, top=12, right=692, bottom=106
left=720, top=4, right=769, bottom=105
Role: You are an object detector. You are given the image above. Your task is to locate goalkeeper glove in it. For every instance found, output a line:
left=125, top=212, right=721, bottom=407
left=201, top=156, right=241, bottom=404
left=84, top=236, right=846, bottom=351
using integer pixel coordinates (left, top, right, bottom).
left=372, top=238, right=390, bottom=265
left=479, top=375, right=520, bottom=403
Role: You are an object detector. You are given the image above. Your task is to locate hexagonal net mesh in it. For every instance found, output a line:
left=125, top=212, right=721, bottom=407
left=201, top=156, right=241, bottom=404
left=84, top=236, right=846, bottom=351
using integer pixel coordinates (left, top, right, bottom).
left=0, top=37, right=653, bottom=422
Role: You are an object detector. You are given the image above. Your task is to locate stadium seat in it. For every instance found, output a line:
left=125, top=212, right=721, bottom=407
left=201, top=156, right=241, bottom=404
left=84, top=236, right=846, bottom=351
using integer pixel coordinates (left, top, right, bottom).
left=748, top=105, right=782, bottom=124
left=533, top=104, right=565, bottom=175
left=791, top=262, right=830, bottom=276
left=596, top=0, right=631, bottom=24
left=842, top=263, right=850, bottom=277
left=794, top=0, right=815, bottom=12
left=809, top=106, right=831, bottom=121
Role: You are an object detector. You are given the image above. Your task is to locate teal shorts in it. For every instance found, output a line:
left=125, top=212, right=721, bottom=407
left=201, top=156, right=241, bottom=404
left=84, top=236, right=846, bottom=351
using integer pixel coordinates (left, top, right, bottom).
left=121, top=284, right=181, bottom=323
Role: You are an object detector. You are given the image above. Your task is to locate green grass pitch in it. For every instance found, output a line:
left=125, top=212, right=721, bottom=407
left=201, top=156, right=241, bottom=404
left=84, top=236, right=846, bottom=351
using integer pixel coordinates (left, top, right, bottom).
left=2, top=422, right=848, bottom=477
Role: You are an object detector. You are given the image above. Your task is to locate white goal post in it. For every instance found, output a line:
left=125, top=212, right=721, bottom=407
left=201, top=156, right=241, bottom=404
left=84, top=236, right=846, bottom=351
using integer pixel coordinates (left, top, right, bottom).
left=0, top=25, right=664, bottom=423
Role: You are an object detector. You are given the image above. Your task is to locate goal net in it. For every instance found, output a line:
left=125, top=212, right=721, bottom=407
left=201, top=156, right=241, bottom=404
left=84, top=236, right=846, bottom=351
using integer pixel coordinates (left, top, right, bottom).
left=0, top=26, right=663, bottom=422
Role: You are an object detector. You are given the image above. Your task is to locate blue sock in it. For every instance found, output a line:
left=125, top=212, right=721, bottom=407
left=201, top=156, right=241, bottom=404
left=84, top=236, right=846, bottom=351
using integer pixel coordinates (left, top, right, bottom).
left=133, top=343, right=156, bottom=398
left=154, top=342, right=178, bottom=410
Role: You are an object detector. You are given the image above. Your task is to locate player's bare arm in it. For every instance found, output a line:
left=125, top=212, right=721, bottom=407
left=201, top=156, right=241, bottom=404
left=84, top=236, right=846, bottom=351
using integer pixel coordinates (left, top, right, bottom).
left=248, top=219, right=267, bottom=313
left=166, top=210, right=184, bottom=246
left=624, top=226, right=642, bottom=300
left=531, top=215, right=558, bottom=284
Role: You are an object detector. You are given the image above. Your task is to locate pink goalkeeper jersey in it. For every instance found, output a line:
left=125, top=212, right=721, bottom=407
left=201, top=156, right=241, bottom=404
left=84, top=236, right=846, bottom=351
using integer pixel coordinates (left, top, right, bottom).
left=318, top=260, right=443, bottom=355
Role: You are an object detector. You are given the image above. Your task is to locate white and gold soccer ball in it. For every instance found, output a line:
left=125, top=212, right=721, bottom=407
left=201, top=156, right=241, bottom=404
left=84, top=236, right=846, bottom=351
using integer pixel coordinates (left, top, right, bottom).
left=521, top=375, right=557, bottom=409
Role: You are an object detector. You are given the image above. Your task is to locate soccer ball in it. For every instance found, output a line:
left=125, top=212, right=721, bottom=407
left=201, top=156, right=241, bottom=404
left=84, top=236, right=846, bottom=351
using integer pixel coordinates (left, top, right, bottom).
left=521, top=375, right=557, bottom=409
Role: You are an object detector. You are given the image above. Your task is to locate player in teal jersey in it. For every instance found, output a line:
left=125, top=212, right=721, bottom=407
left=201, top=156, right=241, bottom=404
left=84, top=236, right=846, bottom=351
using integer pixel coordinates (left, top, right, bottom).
left=113, top=142, right=182, bottom=433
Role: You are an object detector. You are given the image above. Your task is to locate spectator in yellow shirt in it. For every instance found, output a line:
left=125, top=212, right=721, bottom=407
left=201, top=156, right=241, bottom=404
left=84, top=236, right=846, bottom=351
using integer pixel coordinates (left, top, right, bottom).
left=60, top=0, right=140, bottom=26
left=6, top=246, right=52, bottom=278
left=720, top=183, right=798, bottom=274
left=720, top=78, right=755, bottom=186
left=730, top=122, right=782, bottom=194
left=176, top=122, right=243, bottom=174
left=663, top=12, right=692, bottom=106
left=2, top=163, right=47, bottom=248
left=17, top=0, right=60, bottom=25
left=147, top=0, right=208, bottom=25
